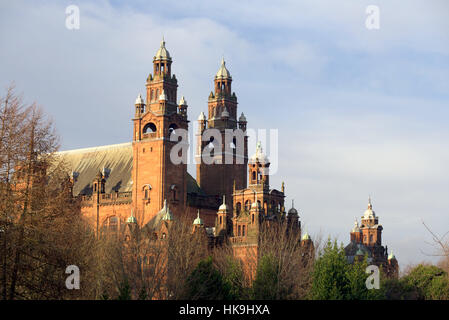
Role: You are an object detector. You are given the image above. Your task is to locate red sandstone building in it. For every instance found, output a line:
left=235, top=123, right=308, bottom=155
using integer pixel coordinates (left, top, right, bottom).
left=57, top=40, right=397, bottom=277
left=344, top=198, right=399, bottom=277
left=57, top=40, right=305, bottom=257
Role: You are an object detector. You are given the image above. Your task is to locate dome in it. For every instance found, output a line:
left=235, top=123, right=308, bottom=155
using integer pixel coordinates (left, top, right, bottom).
left=363, top=198, right=376, bottom=219
left=239, top=112, right=246, bottom=122
left=154, top=38, right=171, bottom=61
left=127, top=210, right=137, bottom=224
left=218, top=195, right=228, bottom=211
left=160, top=199, right=173, bottom=221
left=388, top=251, right=396, bottom=260
left=221, top=107, right=230, bottom=118
left=352, top=219, right=360, bottom=233
left=193, top=210, right=203, bottom=225
left=159, top=90, right=167, bottom=101
left=302, top=232, right=310, bottom=241
left=249, top=141, right=269, bottom=164
left=179, top=96, right=187, bottom=105
left=355, top=244, right=369, bottom=256
left=135, top=94, right=144, bottom=105
left=215, top=58, right=232, bottom=79
left=198, top=111, right=206, bottom=121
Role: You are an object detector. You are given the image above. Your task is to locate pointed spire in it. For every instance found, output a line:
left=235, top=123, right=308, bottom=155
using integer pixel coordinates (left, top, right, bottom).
left=193, top=209, right=203, bottom=225
left=154, top=37, right=171, bottom=60
left=198, top=111, right=206, bottom=121
left=135, top=93, right=144, bottom=105
left=221, top=106, right=229, bottom=118
left=215, top=57, right=232, bottom=79
left=127, top=208, right=137, bottom=223
left=179, top=96, right=187, bottom=105
left=219, top=194, right=228, bottom=211
left=388, top=250, right=396, bottom=260
left=302, top=231, right=310, bottom=240
left=368, top=195, right=372, bottom=209
left=161, top=199, right=173, bottom=221
left=159, top=89, right=167, bottom=101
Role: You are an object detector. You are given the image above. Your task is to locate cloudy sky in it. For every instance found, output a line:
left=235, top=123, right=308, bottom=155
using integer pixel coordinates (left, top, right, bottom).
left=1, top=0, right=448, bottom=267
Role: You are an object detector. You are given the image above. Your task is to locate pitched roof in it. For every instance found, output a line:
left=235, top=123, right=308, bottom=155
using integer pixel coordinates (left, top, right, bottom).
left=55, top=142, right=203, bottom=196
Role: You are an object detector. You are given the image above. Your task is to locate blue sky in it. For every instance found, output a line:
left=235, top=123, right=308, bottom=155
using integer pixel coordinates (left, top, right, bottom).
left=1, top=0, right=448, bottom=268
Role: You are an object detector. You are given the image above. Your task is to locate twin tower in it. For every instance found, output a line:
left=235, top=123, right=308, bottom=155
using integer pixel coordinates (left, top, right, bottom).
left=131, top=39, right=248, bottom=224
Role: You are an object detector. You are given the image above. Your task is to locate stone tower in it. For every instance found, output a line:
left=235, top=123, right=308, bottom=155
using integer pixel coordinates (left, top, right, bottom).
left=196, top=59, right=248, bottom=209
left=132, top=39, right=188, bottom=226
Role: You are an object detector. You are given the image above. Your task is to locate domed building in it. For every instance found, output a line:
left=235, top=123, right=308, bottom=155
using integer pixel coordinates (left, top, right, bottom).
left=53, top=39, right=311, bottom=274
left=345, top=198, right=398, bottom=278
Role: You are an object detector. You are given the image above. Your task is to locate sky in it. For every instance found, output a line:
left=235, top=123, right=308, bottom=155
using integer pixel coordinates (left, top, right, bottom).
left=1, top=0, right=448, bottom=268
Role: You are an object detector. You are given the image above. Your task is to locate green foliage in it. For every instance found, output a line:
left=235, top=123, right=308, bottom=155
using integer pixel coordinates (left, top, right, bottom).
left=309, top=239, right=384, bottom=300
left=252, top=253, right=281, bottom=300
left=403, top=264, right=449, bottom=300
left=117, top=278, right=132, bottom=300
left=380, top=277, right=418, bottom=300
left=222, top=257, right=247, bottom=300
left=184, top=256, right=232, bottom=300
left=427, top=274, right=449, bottom=300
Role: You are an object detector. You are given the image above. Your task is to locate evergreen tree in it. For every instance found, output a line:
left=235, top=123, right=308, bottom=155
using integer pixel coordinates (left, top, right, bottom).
left=184, top=256, right=231, bottom=300
left=252, top=253, right=283, bottom=300
left=310, top=239, right=384, bottom=300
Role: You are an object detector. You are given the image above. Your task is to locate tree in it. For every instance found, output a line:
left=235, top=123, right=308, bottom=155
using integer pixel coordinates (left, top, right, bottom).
left=309, top=239, right=383, bottom=300
left=402, top=264, right=449, bottom=300
left=247, top=220, right=315, bottom=300
left=0, top=85, right=96, bottom=300
left=252, top=253, right=280, bottom=300
left=183, top=256, right=231, bottom=300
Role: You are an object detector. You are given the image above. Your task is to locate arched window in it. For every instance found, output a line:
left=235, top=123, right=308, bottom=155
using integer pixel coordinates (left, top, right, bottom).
left=370, top=235, right=373, bottom=243
left=168, top=123, right=178, bottom=138
left=236, top=202, right=241, bottom=215
left=245, top=200, right=251, bottom=211
left=252, top=171, right=256, bottom=181
left=142, top=184, right=152, bottom=201
left=219, top=216, right=222, bottom=225
left=242, top=225, right=246, bottom=236
left=143, top=122, right=157, bottom=134
left=238, top=225, right=241, bottom=236
left=150, top=90, right=154, bottom=101
left=102, top=216, right=118, bottom=234
left=170, top=184, right=177, bottom=201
